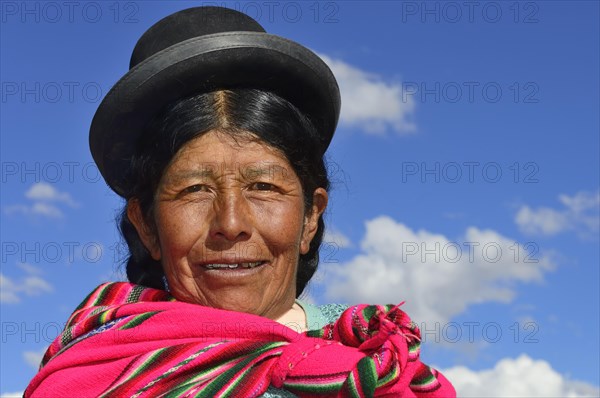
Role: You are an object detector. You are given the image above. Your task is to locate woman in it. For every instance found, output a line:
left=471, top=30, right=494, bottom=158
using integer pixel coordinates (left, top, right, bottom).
left=25, top=6, right=455, bottom=397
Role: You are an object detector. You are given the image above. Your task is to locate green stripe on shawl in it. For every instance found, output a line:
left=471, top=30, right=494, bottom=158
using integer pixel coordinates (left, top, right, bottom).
left=99, top=348, right=169, bottom=398
left=120, top=312, right=160, bottom=330
left=356, top=357, right=377, bottom=397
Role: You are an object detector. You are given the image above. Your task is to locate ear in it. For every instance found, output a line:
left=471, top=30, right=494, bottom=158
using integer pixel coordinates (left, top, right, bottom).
left=300, top=188, right=328, bottom=255
left=127, top=199, right=161, bottom=260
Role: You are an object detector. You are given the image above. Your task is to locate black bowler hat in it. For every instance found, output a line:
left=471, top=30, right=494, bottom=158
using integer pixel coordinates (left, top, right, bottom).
left=89, top=6, right=340, bottom=197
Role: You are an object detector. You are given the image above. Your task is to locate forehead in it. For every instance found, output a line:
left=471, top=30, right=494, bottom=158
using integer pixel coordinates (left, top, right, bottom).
left=165, top=130, right=295, bottom=178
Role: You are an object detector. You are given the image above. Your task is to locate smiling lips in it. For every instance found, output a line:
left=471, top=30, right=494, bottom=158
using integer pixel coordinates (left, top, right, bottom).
left=203, top=261, right=266, bottom=270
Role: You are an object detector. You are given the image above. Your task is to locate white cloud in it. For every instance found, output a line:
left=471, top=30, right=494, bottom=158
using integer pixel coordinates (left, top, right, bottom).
left=25, top=182, right=78, bottom=207
left=31, top=202, right=63, bottom=218
left=319, top=54, right=416, bottom=134
left=319, top=216, right=555, bottom=324
left=323, top=228, right=352, bottom=249
left=3, top=202, right=63, bottom=218
left=515, top=206, right=567, bottom=235
left=17, top=262, right=42, bottom=275
left=0, top=264, right=53, bottom=304
left=3, top=204, right=30, bottom=215
left=0, top=275, right=21, bottom=303
left=3, top=182, right=79, bottom=219
left=442, top=354, right=600, bottom=397
left=516, top=314, right=537, bottom=326
left=23, top=348, right=46, bottom=370
left=0, top=392, right=24, bottom=398
left=515, top=190, right=599, bottom=237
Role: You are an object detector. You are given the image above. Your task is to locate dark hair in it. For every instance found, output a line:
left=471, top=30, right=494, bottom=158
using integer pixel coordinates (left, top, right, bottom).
left=118, top=88, right=329, bottom=298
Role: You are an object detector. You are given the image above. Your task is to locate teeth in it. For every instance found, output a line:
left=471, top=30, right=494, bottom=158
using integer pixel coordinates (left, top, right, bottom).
left=205, top=263, right=233, bottom=269
left=204, top=261, right=263, bottom=269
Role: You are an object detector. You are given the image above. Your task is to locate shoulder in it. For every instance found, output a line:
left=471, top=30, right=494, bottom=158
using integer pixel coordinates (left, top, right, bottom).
left=316, top=303, right=349, bottom=323
left=296, top=300, right=349, bottom=330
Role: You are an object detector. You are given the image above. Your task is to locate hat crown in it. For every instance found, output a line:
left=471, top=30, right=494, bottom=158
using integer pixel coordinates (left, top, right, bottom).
left=129, top=7, right=266, bottom=69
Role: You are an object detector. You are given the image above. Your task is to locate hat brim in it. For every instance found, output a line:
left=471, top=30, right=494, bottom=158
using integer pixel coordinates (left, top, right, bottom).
left=90, top=31, right=340, bottom=197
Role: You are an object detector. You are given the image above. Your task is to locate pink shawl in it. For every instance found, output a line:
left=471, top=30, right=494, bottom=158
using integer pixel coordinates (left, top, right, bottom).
left=25, top=282, right=455, bottom=397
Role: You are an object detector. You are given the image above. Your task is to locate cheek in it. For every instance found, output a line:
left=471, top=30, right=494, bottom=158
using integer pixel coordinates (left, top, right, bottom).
left=254, top=201, right=305, bottom=254
left=155, top=204, right=207, bottom=258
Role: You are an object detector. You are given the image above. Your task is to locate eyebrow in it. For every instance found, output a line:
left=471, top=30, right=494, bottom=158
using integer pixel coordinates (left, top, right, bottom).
left=165, top=163, right=291, bottom=183
left=248, top=163, right=295, bottom=181
left=167, top=169, right=215, bottom=181
left=241, top=165, right=288, bottom=180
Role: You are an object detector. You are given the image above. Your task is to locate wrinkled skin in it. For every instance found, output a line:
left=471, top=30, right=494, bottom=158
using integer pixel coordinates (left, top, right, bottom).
left=128, top=130, right=327, bottom=321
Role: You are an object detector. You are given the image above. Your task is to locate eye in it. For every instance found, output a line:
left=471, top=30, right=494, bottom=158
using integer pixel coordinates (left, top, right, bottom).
left=182, top=184, right=209, bottom=194
left=251, top=182, right=275, bottom=191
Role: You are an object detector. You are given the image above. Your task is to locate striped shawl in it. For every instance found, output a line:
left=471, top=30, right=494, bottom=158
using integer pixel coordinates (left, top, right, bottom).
left=25, top=282, right=455, bottom=397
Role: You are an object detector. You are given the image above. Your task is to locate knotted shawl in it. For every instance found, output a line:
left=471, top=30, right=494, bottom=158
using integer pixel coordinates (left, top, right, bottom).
left=25, top=282, right=455, bottom=397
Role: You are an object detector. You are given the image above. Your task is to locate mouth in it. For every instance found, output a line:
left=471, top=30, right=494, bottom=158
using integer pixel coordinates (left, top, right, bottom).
left=202, top=261, right=267, bottom=270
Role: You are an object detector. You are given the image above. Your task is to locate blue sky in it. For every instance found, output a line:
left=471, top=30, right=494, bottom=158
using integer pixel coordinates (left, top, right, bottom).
left=1, top=1, right=599, bottom=396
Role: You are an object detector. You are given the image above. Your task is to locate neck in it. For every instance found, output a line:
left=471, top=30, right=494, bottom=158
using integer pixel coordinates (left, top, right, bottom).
left=274, top=301, right=307, bottom=332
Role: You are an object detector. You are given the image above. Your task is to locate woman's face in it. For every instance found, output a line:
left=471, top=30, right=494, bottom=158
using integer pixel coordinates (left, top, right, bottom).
left=129, top=130, right=327, bottom=319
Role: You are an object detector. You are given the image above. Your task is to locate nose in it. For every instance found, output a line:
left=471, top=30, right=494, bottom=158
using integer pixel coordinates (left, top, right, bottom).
left=209, top=191, right=252, bottom=242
